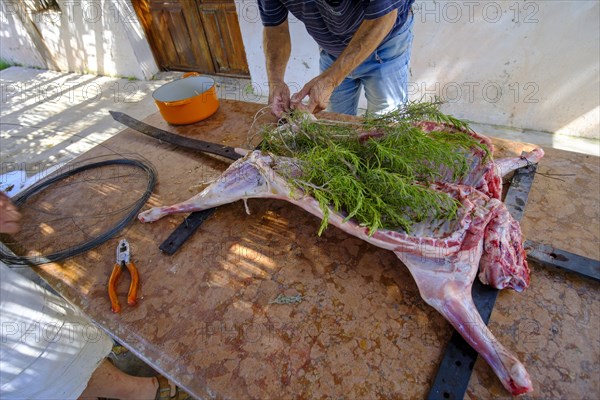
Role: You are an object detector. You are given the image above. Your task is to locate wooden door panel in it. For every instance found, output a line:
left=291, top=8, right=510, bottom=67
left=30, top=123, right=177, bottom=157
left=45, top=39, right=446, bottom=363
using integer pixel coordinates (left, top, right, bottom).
left=181, top=2, right=216, bottom=74
left=197, top=1, right=250, bottom=75
left=199, top=9, right=228, bottom=73
left=225, top=10, right=249, bottom=73
left=148, top=0, right=214, bottom=72
left=133, top=0, right=248, bottom=76
left=152, top=3, right=179, bottom=68
left=164, top=5, right=194, bottom=66
left=132, top=0, right=164, bottom=67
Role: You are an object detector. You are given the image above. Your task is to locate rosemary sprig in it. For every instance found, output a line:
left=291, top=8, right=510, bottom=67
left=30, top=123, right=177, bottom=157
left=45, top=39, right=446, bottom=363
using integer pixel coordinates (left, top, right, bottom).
left=260, top=102, right=490, bottom=235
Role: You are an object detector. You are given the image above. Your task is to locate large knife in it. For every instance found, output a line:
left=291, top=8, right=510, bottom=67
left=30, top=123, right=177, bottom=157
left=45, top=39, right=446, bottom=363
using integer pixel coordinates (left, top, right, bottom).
left=110, top=110, right=242, bottom=254
left=109, top=111, right=243, bottom=161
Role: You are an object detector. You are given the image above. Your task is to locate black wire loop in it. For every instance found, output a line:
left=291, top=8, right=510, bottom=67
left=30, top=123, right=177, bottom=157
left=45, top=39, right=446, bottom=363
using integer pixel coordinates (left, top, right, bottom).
left=1, top=158, right=157, bottom=266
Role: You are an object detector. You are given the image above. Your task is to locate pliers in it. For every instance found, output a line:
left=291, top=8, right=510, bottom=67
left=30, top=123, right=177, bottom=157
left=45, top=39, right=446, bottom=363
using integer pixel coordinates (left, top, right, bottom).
left=108, top=239, right=139, bottom=313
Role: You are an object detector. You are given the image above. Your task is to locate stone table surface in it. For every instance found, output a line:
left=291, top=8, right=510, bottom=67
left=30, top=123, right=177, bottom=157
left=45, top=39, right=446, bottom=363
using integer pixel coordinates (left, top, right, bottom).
left=7, top=100, right=599, bottom=399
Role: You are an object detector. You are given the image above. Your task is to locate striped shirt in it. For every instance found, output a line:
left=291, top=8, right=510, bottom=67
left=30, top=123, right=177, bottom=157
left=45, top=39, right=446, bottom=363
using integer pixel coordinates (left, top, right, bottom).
left=258, top=0, right=414, bottom=57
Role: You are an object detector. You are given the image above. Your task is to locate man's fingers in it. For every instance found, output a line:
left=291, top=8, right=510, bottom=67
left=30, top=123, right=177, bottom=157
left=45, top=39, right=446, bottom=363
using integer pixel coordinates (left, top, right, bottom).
left=289, top=93, right=301, bottom=106
left=305, top=96, right=327, bottom=114
left=269, top=82, right=291, bottom=117
left=290, top=85, right=310, bottom=106
left=0, top=221, right=20, bottom=234
left=291, top=90, right=310, bottom=111
left=280, top=94, right=291, bottom=112
left=0, top=201, right=21, bottom=234
left=271, top=104, right=282, bottom=118
left=271, top=93, right=291, bottom=118
left=305, top=97, right=317, bottom=114
left=272, top=103, right=287, bottom=118
left=272, top=101, right=290, bottom=118
left=293, top=94, right=324, bottom=114
left=294, top=103, right=310, bottom=113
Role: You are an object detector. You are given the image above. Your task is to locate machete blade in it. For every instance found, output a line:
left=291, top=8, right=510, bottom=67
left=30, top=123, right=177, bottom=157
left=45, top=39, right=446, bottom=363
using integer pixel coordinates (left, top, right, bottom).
left=109, top=110, right=243, bottom=161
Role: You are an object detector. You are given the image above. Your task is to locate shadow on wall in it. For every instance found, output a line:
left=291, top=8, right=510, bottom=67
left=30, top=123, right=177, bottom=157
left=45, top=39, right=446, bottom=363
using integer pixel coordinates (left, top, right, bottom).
left=0, top=4, right=46, bottom=68
left=409, top=0, right=599, bottom=139
left=0, top=0, right=157, bottom=79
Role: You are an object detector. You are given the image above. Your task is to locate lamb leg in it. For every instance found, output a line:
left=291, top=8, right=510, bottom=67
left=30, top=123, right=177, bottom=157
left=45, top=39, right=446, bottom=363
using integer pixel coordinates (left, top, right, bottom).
left=495, top=148, right=544, bottom=177
left=395, top=245, right=533, bottom=395
left=139, top=153, right=278, bottom=223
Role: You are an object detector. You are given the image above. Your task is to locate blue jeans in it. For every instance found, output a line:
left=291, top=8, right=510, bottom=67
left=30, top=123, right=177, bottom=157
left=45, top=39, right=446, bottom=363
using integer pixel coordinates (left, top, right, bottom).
left=321, top=13, right=414, bottom=115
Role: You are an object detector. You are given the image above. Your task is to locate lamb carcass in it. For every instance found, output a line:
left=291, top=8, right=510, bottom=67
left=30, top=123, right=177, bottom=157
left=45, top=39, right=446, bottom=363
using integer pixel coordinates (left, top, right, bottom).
left=139, top=132, right=543, bottom=395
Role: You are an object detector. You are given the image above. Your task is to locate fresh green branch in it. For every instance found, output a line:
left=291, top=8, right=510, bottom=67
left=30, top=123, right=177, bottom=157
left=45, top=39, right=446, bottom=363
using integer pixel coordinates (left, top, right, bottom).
left=260, top=101, right=490, bottom=235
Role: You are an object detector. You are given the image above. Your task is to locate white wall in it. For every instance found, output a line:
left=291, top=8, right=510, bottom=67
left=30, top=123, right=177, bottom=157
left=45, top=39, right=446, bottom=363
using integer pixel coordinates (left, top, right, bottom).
left=236, top=0, right=599, bottom=139
left=410, top=0, right=599, bottom=139
left=0, top=1, right=45, bottom=68
left=235, top=0, right=320, bottom=100
left=0, top=0, right=158, bottom=80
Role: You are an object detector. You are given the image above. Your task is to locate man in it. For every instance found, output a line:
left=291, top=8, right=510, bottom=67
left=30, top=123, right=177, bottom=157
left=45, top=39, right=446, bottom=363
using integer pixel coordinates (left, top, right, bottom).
left=259, top=0, right=415, bottom=117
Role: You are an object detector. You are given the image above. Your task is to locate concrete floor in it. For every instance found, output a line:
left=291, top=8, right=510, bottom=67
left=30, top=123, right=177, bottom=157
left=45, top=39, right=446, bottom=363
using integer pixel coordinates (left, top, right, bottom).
left=0, top=67, right=253, bottom=194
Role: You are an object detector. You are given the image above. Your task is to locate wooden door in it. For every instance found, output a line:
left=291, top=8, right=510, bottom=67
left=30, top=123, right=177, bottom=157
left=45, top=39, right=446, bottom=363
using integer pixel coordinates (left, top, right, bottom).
left=132, top=0, right=249, bottom=77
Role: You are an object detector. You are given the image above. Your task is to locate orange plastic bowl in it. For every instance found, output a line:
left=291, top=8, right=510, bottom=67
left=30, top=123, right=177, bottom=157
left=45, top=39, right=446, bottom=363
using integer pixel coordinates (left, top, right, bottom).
left=152, top=72, right=219, bottom=125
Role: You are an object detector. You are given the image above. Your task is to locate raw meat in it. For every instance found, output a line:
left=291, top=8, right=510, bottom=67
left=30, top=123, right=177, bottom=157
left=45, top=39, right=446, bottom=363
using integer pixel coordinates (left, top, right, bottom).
left=139, top=132, right=543, bottom=395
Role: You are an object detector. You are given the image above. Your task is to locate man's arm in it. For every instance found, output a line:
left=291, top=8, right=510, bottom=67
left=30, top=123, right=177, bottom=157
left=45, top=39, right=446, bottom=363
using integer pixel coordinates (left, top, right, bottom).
left=291, top=9, right=398, bottom=114
left=264, top=20, right=292, bottom=117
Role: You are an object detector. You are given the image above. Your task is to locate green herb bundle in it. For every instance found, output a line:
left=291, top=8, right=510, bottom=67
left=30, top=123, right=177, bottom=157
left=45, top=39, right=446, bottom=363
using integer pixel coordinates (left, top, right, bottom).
left=259, top=101, right=490, bottom=235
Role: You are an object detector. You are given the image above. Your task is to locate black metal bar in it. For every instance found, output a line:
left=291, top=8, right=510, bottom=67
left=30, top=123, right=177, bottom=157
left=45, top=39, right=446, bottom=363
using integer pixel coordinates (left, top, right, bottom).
left=427, top=162, right=538, bottom=399
left=502, top=164, right=537, bottom=222
left=158, top=209, right=217, bottom=255
left=524, top=240, right=600, bottom=282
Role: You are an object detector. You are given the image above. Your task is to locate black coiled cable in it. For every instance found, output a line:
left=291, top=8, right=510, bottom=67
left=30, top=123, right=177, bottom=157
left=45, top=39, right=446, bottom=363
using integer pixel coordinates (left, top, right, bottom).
left=0, top=158, right=157, bottom=266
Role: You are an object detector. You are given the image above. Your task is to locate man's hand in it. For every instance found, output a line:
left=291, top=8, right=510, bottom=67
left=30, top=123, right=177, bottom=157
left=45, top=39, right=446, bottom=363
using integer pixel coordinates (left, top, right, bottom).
left=290, top=9, right=398, bottom=115
left=0, top=192, right=21, bottom=234
left=290, top=74, right=336, bottom=114
left=269, top=81, right=291, bottom=118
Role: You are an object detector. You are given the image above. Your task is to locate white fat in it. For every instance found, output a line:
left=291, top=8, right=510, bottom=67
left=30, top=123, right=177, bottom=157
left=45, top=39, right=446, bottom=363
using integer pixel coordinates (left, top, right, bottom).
left=235, top=147, right=251, bottom=156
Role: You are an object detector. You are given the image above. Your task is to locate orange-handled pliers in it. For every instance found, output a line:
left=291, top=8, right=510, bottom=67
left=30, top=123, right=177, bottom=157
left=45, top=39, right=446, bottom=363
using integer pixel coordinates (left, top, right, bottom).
left=108, top=239, right=139, bottom=313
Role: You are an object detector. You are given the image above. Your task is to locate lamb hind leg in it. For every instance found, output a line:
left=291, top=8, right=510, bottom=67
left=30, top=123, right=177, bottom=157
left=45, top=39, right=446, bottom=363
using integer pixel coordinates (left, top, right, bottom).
left=394, top=246, right=533, bottom=395
left=138, top=181, right=254, bottom=223
left=138, top=195, right=220, bottom=223
left=139, top=155, right=274, bottom=223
